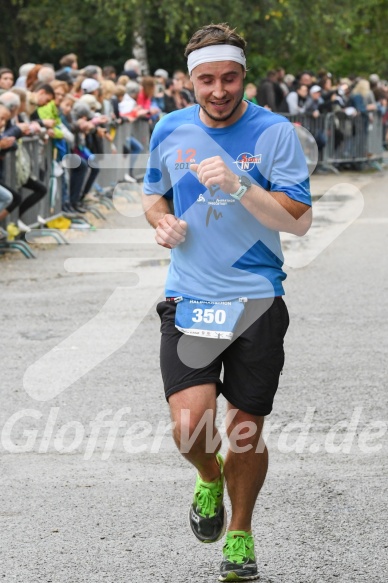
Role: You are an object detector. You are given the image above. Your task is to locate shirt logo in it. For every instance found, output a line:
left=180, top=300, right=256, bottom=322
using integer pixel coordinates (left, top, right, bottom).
left=234, top=152, right=262, bottom=172
left=196, top=193, right=235, bottom=206
left=175, top=148, right=196, bottom=170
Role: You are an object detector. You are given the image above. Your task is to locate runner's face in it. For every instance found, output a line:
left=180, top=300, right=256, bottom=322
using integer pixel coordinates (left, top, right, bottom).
left=191, top=60, right=246, bottom=127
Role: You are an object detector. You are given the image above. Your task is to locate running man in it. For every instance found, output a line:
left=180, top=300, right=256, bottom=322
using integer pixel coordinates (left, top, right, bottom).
left=142, top=23, right=312, bottom=582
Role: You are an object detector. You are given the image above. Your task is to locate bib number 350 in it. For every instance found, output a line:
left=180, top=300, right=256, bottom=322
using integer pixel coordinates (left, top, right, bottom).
left=175, top=298, right=245, bottom=340
left=192, top=308, right=226, bottom=325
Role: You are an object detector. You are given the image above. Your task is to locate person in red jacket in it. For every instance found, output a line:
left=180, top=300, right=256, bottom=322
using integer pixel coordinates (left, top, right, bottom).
left=136, top=76, right=160, bottom=121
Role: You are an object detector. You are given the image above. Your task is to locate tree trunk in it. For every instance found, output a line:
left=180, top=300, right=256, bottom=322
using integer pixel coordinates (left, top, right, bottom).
left=132, top=28, right=149, bottom=76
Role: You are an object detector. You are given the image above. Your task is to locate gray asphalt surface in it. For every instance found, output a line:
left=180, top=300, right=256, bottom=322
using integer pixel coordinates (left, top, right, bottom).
left=1, top=170, right=387, bottom=583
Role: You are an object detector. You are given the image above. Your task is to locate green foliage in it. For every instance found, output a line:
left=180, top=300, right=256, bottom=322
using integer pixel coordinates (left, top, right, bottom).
left=1, top=0, right=135, bottom=70
left=1, top=0, right=387, bottom=78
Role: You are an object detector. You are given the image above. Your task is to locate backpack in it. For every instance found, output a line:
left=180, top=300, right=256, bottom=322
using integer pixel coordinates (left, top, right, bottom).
left=15, top=140, right=31, bottom=189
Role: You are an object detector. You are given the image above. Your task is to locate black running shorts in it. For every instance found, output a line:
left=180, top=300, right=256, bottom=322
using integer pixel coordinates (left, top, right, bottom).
left=156, top=297, right=289, bottom=416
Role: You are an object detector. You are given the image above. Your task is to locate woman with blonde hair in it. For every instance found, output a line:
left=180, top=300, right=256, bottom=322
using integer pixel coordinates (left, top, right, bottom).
left=351, top=78, right=376, bottom=111
left=99, top=80, right=117, bottom=121
left=101, top=80, right=116, bottom=100
left=348, top=78, right=377, bottom=158
left=117, top=75, right=130, bottom=87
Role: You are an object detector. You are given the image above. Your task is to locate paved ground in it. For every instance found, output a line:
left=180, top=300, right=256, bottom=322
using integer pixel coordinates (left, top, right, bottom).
left=1, top=170, right=387, bottom=582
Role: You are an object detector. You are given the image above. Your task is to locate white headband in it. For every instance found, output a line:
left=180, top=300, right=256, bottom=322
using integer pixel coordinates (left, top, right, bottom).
left=187, top=45, right=246, bottom=75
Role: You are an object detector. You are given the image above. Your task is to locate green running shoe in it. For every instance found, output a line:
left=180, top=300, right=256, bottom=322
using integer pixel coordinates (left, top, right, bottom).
left=219, top=531, right=259, bottom=581
left=189, top=453, right=226, bottom=543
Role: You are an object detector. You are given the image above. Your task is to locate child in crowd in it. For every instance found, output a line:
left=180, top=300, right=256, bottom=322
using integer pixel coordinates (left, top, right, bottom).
left=115, top=84, right=145, bottom=183
left=58, top=94, right=78, bottom=215
left=244, top=83, right=258, bottom=104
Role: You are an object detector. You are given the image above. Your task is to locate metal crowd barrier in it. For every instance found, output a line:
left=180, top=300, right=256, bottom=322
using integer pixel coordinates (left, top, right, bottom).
left=284, top=113, right=330, bottom=165
left=2, top=136, right=63, bottom=228
left=98, top=121, right=131, bottom=188
left=1, top=120, right=151, bottom=225
left=24, top=137, right=63, bottom=225
left=131, top=118, right=151, bottom=180
left=0, top=137, right=64, bottom=257
left=325, top=111, right=364, bottom=164
left=283, top=111, right=384, bottom=171
left=98, top=118, right=151, bottom=188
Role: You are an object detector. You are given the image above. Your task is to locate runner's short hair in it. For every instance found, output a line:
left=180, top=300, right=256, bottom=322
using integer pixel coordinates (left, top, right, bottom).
left=184, top=23, right=246, bottom=58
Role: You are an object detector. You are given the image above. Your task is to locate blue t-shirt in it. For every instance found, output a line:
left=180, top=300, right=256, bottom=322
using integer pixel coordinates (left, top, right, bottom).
left=143, top=101, right=311, bottom=301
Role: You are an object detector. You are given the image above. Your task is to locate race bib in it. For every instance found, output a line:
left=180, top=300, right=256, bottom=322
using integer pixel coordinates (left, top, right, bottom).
left=175, top=297, right=246, bottom=340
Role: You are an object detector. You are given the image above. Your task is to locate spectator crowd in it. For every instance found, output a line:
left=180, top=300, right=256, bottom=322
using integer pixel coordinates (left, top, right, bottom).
left=248, top=68, right=388, bottom=164
left=0, top=55, right=387, bottom=241
left=253, top=69, right=387, bottom=118
left=0, top=54, right=196, bottom=238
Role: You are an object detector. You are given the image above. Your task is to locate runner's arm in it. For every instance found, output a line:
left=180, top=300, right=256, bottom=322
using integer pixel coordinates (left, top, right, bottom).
left=239, top=186, right=312, bottom=236
left=190, top=158, right=312, bottom=236
left=142, top=194, right=187, bottom=249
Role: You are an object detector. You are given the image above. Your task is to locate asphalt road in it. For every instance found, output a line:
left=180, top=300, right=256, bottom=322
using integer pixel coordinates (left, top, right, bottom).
left=1, top=170, right=387, bottom=582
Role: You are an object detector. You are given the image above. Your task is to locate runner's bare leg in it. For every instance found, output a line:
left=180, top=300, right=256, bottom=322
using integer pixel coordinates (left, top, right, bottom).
left=224, top=406, right=267, bottom=532
left=169, top=383, right=222, bottom=482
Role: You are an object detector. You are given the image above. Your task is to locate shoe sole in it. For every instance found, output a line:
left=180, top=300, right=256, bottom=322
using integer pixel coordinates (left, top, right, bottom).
left=188, top=504, right=227, bottom=544
left=218, top=572, right=260, bottom=582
